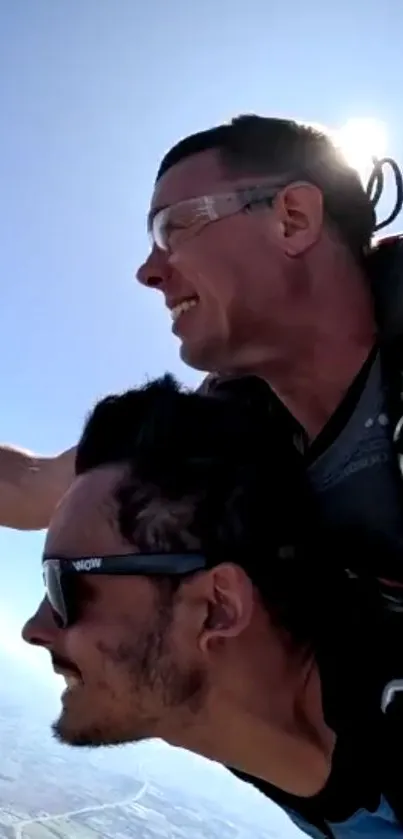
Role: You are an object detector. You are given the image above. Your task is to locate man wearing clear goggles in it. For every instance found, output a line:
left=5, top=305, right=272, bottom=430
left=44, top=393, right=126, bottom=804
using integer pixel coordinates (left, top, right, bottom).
left=137, top=116, right=403, bottom=598
left=2, top=115, right=403, bottom=581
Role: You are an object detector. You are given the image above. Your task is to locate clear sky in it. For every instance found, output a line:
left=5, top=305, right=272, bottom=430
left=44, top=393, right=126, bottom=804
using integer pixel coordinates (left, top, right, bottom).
left=1, top=0, right=403, bottom=829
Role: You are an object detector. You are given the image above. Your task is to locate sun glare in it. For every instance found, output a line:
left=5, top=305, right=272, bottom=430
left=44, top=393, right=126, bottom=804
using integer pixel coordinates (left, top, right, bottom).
left=335, top=118, right=387, bottom=180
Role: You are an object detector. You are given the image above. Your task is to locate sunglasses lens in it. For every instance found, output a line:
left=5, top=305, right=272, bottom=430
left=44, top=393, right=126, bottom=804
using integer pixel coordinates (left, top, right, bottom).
left=43, top=563, right=68, bottom=628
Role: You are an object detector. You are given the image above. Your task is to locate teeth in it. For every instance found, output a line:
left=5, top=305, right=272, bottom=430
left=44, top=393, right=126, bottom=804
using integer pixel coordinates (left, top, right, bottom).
left=171, top=298, right=198, bottom=323
left=64, top=675, right=81, bottom=688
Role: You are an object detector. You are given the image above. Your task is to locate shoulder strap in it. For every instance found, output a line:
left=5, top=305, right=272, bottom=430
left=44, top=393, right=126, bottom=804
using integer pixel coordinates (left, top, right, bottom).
left=382, top=696, right=403, bottom=822
left=368, top=234, right=403, bottom=342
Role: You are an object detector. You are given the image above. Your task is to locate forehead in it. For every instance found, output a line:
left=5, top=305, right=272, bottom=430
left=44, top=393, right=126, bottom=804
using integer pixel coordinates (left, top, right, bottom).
left=44, top=466, right=130, bottom=559
left=151, top=148, right=266, bottom=212
left=151, top=149, right=225, bottom=211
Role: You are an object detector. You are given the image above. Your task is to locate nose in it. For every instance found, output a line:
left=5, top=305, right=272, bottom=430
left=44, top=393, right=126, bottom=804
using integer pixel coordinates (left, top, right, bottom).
left=22, top=598, right=60, bottom=648
left=136, top=247, right=170, bottom=290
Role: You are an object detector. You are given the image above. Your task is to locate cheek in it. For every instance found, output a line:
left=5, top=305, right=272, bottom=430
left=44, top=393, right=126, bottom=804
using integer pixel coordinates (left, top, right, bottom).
left=168, top=599, right=202, bottom=665
left=63, top=624, right=99, bottom=674
left=64, top=600, right=158, bottom=676
left=175, top=227, right=250, bottom=303
left=169, top=229, right=227, bottom=290
left=63, top=623, right=136, bottom=706
left=62, top=612, right=124, bottom=665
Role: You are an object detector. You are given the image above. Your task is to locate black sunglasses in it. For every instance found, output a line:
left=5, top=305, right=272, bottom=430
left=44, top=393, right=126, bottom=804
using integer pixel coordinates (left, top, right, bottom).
left=43, top=553, right=207, bottom=629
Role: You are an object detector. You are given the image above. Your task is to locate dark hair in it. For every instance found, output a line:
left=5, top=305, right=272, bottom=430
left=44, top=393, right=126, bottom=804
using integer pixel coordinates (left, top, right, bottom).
left=75, top=374, right=354, bottom=645
left=157, top=115, right=376, bottom=260
left=76, top=374, right=307, bottom=558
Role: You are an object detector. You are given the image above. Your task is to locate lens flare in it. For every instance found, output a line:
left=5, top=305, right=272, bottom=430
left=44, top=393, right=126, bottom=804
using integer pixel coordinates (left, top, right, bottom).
left=335, top=118, right=387, bottom=179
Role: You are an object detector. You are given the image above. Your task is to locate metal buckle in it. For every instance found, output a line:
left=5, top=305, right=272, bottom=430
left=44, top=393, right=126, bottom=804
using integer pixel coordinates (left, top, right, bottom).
left=381, top=679, right=403, bottom=713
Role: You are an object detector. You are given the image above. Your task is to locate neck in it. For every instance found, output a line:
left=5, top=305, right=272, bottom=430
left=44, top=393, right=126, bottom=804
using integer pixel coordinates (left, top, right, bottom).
left=166, top=653, right=335, bottom=797
left=248, top=262, right=376, bottom=439
left=260, top=330, right=375, bottom=439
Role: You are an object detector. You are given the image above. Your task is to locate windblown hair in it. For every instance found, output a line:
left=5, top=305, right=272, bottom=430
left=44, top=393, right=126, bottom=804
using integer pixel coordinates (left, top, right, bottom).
left=157, top=114, right=376, bottom=261
left=76, top=374, right=307, bottom=559
left=75, top=374, right=351, bottom=645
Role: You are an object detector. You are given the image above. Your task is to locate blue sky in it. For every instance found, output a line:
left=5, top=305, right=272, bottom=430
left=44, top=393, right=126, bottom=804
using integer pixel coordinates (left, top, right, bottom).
left=0, top=0, right=403, bottom=829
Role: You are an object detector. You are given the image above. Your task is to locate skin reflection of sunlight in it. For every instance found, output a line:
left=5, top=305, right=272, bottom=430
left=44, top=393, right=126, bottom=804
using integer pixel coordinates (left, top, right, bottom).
left=335, top=118, right=387, bottom=181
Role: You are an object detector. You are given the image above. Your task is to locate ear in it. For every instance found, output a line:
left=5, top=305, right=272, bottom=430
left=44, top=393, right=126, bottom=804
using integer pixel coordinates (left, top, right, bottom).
left=197, top=564, right=255, bottom=653
left=275, top=182, right=325, bottom=256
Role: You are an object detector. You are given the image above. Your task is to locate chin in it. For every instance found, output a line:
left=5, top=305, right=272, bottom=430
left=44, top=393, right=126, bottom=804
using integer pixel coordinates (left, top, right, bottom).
left=179, top=342, right=206, bottom=372
left=52, top=708, right=155, bottom=749
left=179, top=337, right=225, bottom=374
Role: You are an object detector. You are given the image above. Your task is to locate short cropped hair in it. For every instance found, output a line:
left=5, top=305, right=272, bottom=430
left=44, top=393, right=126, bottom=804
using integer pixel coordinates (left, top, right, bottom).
left=157, top=115, right=376, bottom=260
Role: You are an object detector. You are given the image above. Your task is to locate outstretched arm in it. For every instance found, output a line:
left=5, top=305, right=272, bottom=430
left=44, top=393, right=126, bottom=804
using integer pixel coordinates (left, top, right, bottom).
left=0, top=444, right=76, bottom=530
left=0, top=375, right=231, bottom=531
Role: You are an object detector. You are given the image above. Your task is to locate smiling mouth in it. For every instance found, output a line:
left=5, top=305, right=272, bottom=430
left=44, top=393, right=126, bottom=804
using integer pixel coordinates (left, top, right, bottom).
left=63, top=675, right=82, bottom=689
left=54, top=666, right=83, bottom=690
left=170, top=298, right=198, bottom=324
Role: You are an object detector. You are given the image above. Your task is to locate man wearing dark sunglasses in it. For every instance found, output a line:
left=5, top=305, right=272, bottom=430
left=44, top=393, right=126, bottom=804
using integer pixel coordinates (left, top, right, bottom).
left=22, top=375, right=403, bottom=838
